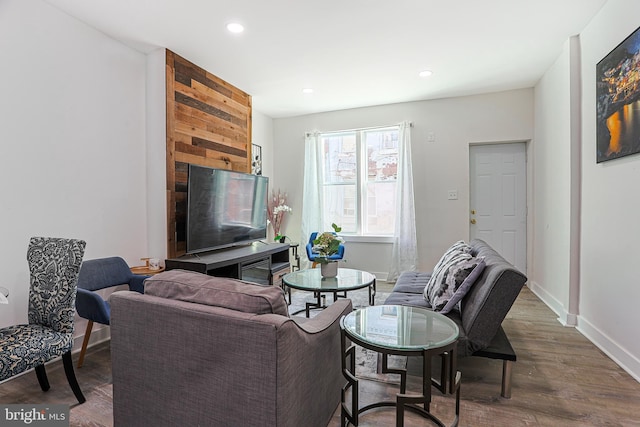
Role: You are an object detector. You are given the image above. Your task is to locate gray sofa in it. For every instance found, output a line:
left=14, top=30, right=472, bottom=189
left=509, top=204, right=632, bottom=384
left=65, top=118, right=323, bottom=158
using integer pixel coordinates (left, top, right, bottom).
left=384, top=239, right=527, bottom=397
left=110, top=270, right=352, bottom=427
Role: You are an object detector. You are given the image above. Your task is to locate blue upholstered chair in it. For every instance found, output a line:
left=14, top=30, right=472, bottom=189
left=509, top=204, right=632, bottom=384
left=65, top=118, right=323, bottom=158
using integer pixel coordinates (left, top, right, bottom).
left=305, top=232, right=345, bottom=268
left=0, top=237, right=87, bottom=403
left=75, top=257, right=148, bottom=368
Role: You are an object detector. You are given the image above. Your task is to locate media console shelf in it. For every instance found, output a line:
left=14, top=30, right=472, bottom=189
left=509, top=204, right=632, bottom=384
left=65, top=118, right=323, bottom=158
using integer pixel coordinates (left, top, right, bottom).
left=165, top=243, right=290, bottom=286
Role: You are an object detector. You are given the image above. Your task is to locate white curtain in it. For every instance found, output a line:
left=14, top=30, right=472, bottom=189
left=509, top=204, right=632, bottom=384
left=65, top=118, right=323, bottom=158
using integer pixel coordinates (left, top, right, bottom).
left=301, top=131, right=324, bottom=269
left=387, top=121, right=418, bottom=281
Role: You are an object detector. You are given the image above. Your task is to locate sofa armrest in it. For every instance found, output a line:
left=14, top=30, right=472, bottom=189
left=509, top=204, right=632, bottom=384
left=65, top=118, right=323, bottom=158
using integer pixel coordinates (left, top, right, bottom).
left=274, top=298, right=352, bottom=427
left=291, top=299, right=352, bottom=333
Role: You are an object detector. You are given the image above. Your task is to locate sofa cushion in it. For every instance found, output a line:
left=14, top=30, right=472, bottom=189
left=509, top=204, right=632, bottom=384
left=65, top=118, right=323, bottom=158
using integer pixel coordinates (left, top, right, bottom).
left=143, top=269, right=289, bottom=317
left=384, top=292, right=431, bottom=308
left=439, top=258, right=486, bottom=314
left=392, top=272, right=432, bottom=294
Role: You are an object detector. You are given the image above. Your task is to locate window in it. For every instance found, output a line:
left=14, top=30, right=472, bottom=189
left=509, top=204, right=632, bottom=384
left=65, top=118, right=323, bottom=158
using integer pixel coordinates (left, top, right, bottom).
left=319, top=126, right=399, bottom=236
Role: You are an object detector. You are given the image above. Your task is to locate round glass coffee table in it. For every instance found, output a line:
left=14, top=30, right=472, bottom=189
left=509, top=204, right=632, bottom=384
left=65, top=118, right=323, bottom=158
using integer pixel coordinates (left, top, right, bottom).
left=340, top=305, right=461, bottom=427
left=282, top=268, right=376, bottom=317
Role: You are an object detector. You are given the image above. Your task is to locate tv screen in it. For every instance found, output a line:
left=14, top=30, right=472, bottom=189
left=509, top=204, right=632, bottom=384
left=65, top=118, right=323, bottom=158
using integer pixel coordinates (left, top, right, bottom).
left=186, top=165, right=268, bottom=254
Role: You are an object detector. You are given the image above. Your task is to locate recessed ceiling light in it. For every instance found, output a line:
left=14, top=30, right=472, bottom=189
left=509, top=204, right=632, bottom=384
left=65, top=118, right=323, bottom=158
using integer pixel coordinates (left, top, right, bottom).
left=419, top=70, right=433, bottom=78
left=302, top=88, right=314, bottom=94
left=226, top=23, right=244, bottom=34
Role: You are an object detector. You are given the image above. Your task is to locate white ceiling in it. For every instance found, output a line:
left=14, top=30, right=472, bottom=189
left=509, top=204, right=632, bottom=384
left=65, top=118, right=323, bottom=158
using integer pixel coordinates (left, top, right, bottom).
left=44, top=0, right=608, bottom=118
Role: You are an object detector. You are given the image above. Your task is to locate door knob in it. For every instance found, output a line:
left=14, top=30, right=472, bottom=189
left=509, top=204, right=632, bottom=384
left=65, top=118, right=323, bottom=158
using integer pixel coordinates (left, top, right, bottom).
left=470, top=219, right=477, bottom=224
left=470, top=210, right=476, bottom=214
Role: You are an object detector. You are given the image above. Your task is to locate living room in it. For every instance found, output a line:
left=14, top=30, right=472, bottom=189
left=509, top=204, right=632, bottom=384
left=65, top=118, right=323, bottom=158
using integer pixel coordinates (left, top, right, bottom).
left=2, top=0, right=640, bottom=424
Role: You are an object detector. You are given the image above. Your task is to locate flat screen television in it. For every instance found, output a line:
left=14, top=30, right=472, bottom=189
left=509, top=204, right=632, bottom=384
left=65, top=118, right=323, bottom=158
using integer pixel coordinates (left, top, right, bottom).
left=186, top=164, right=269, bottom=254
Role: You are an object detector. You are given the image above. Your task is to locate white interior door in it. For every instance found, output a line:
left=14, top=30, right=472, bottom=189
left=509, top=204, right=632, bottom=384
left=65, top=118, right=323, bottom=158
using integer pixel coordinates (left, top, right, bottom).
left=469, top=143, right=526, bottom=273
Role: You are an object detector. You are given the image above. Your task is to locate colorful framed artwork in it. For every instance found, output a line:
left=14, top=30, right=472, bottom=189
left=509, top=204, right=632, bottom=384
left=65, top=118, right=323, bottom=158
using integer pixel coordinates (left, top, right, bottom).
left=596, top=26, right=640, bottom=163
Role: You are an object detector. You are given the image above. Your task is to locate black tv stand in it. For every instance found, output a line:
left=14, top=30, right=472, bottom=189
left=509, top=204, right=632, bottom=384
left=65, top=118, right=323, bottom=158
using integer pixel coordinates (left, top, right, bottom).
left=165, top=243, right=290, bottom=286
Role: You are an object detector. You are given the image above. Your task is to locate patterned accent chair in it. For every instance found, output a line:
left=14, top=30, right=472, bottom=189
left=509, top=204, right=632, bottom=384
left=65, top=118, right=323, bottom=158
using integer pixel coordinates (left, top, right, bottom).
left=0, top=237, right=86, bottom=404
left=75, top=257, right=148, bottom=368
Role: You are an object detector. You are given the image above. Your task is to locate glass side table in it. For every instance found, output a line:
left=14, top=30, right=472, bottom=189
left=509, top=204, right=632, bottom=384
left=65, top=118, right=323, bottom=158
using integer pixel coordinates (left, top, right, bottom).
left=340, top=305, right=461, bottom=427
left=283, top=268, right=376, bottom=317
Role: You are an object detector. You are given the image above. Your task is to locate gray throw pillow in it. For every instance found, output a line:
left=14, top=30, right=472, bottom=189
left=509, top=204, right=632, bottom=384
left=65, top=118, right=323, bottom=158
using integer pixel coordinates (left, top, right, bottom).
left=426, top=256, right=484, bottom=311
left=423, top=241, right=471, bottom=303
left=424, top=249, right=472, bottom=304
left=430, top=240, right=472, bottom=274
left=439, top=258, right=486, bottom=314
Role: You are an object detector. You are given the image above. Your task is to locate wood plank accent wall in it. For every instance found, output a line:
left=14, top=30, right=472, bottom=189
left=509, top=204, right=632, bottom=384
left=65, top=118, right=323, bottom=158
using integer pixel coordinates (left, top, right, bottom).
left=166, top=50, right=252, bottom=258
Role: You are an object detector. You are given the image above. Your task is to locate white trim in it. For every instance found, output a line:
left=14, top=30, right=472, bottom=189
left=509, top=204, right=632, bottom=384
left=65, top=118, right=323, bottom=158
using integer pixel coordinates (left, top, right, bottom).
left=528, top=281, right=572, bottom=326
left=577, top=316, right=640, bottom=383
left=341, top=235, right=394, bottom=244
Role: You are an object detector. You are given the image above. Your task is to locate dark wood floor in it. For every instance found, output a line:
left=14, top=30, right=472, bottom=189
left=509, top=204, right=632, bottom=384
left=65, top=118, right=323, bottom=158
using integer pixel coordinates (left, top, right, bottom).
left=1, top=286, right=640, bottom=426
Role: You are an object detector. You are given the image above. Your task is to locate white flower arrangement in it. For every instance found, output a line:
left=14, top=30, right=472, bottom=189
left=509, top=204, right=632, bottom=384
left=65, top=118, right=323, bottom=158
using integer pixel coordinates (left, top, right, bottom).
left=268, top=190, right=292, bottom=240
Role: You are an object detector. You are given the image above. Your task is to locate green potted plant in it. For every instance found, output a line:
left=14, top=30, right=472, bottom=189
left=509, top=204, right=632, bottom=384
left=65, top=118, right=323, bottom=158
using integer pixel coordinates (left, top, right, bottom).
left=312, top=224, right=343, bottom=277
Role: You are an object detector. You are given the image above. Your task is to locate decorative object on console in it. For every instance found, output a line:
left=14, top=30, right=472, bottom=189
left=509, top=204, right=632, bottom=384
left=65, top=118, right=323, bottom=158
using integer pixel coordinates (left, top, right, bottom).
left=267, top=189, right=292, bottom=241
left=596, top=25, right=640, bottom=163
left=131, top=257, right=165, bottom=275
left=251, top=144, right=262, bottom=175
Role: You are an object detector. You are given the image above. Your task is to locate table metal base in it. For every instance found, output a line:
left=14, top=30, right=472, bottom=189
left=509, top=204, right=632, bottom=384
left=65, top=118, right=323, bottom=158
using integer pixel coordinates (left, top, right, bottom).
left=340, top=335, right=460, bottom=427
left=288, top=281, right=376, bottom=318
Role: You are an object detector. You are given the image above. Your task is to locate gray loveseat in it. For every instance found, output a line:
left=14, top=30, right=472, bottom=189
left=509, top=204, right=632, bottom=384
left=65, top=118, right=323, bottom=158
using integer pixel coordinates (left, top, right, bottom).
left=110, top=270, right=352, bottom=427
left=384, top=239, right=527, bottom=397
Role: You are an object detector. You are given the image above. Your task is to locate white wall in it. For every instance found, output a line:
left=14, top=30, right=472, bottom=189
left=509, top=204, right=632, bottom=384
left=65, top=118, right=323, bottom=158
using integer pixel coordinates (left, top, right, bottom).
left=576, top=0, right=640, bottom=380
left=272, top=89, right=534, bottom=277
left=252, top=110, right=275, bottom=213
left=145, top=48, right=168, bottom=262
left=531, top=41, right=573, bottom=320
left=0, top=0, right=148, bottom=345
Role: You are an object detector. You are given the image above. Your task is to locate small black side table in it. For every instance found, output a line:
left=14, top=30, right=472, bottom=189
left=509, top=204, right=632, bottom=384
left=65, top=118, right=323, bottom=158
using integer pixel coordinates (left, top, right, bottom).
left=289, top=243, right=301, bottom=271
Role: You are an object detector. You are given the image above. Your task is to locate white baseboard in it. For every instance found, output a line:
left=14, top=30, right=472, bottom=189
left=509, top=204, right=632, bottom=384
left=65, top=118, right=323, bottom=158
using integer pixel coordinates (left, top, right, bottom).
left=528, top=281, right=572, bottom=326
left=529, top=281, right=640, bottom=382
left=372, top=271, right=389, bottom=282
left=576, top=315, right=640, bottom=383
left=72, top=324, right=111, bottom=353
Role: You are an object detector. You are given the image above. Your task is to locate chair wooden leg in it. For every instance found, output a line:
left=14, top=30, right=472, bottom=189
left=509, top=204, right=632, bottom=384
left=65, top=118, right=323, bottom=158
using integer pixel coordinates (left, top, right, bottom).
left=312, top=261, right=318, bottom=268
left=62, top=351, right=85, bottom=404
left=77, top=320, right=93, bottom=368
left=34, top=364, right=50, bottom=392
